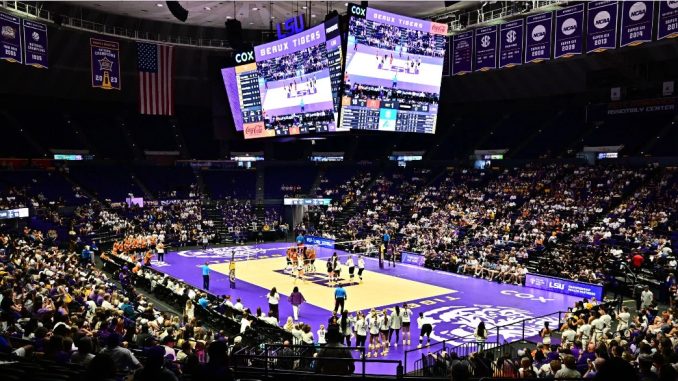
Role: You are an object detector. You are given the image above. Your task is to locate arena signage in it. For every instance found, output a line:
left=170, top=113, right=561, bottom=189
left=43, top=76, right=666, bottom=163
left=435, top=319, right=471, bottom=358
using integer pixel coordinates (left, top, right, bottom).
left=555, top=3, right=584, bottom=58
left=452, top=30, right=473, bottom=75
left=525, top=273, right=604, bottom=300
left=658, top=0, right=678, bottom=40
left=303, top=235, right=335, bottom=249
left=233, top=50, right=254, bottom=64
left=499, top=20, right=524, bottom=68
left=400, top=251, right=426, bottom=266
left=525, top=12, right=553, bottom=63
left=586, top=1, right=618, bottom=53
left=276, top=15, right=305, bottom=40
left=620, top=1, right=655, bottom=47
left=0, top=11, right=22, bottom=64
left=474, top=25, right=498, bottom=71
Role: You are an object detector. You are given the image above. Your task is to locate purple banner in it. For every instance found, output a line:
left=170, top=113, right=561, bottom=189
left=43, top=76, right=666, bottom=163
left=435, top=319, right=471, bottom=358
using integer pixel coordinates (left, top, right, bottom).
left=0, top=12, right=22, bottom=64
left=400, top=251, right=426, bottom=267
left=255, top=22, right=325, bottom=61
left=586, top=1, right=618, bottom=53
left=22, top=19, right=47, bottom=68
left=525, top=12, right=553, bottom=63
left=90, top=38, right=121, bottom=90
left=555, top=4, right=584, bottom=58
left=474, top=25, right=497, bottom=71
left=452, top=30, right=473, bottom=75
left=620, top=1, right=655, bottom=47
left=658, top=1, right=678, bottom=40
left=499, top=20, right=523, bottom=68
left=525, top=273, right=604, bottom=300
left=442, top=35, right=450, bottom=76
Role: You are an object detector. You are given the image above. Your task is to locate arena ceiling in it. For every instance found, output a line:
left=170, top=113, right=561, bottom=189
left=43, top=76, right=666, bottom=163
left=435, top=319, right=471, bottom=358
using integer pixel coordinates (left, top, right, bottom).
left=73, top=1, right=460, bottom=30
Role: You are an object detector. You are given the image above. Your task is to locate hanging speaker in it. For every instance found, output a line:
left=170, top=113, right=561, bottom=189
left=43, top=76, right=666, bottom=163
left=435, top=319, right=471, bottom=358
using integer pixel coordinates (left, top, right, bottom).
left=166, top=1, right=189, bottom=22
left=225, top=19, right=243, bottom=49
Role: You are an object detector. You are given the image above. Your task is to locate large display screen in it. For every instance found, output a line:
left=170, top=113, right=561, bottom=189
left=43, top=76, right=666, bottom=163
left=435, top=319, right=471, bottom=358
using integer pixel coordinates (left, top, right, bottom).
left=221, top=50, right=264, bottom=133
left=340, top=4, right=448, bottom=134
left=248, top=17, right=344, bottom=139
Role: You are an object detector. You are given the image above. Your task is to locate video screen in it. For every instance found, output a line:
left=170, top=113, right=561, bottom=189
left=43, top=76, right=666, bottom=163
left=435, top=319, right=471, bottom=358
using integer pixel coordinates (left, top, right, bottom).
left=248, top=17, right=344, bottom=139
left=340, top=5, right=448, bottom=134
left=221, top=50, right=264, bottom=133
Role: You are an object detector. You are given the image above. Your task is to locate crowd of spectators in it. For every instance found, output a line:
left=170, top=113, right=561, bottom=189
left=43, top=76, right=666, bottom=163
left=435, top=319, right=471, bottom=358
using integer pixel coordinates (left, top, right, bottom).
left=257, top=44, right=328, bottom=83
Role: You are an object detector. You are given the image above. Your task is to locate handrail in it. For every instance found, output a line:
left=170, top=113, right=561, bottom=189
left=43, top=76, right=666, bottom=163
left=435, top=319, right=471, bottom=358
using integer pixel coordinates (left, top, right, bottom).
left=0, top=1, right=232, bottom=50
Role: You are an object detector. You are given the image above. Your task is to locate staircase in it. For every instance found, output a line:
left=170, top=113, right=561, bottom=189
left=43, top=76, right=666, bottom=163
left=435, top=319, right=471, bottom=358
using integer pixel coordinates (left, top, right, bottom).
left=202, top=199, right=232, bottom=244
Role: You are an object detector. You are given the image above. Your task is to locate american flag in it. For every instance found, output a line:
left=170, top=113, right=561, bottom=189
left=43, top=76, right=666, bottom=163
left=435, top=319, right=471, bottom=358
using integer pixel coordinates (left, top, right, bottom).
left=137, top=42, right=174, bottom=116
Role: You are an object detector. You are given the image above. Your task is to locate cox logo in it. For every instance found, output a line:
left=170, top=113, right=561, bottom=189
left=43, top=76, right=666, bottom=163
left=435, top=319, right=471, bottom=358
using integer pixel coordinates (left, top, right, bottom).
left=594, top=11, right=611, bottom=29
left=531, top=25, right=546, bottom=41
left=234, top=51, right=254, bottom=64
left=629, top=2, right=647, bottom=21
left=506, top=30, right=517, bottom=43
left=561, top=18, right=577, bottom=35
left=351, top=5, right=366, bottom=17
left=500, top=290, right=554, bottom=303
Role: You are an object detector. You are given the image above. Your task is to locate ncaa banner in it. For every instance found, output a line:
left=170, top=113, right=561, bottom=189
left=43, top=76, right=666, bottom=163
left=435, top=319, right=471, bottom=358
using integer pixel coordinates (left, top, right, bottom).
left=586, top=1, right=618, bottom=53
left=22, top=19, right=47, bottom=68
left=0, top=12, right=22, bottom=64
left=474, top=25, right=497, bottom=71
left=555, top=3, right=584, bottom=58
left=90, top=38, right=121, bottom=90
left=658, top=0, right=678, bottom=40
left=499, top=20, right=524, bottom=68
left=620, top=1, right=655, bottom=47
left=525, top=12, right=552, bottom=63
left=452, top=30, right=473, bottom=75
left=442, top=35, right=450, bottom=76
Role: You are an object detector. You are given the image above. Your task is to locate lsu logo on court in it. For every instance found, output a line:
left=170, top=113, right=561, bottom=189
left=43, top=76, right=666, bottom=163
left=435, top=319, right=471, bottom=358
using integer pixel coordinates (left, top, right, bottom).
left=234, top=51, right=254, bottom=64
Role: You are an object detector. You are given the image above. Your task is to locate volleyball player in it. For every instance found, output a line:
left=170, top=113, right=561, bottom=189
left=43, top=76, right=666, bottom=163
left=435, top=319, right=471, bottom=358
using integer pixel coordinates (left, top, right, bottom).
left=355, top=311, right=367, bottom=356
left=417, top=312, right=433, bottom=348
left=346, top=255, right=356, bottom=283
left=326, top=256, right=335, bottom=284
left=389, top=306, right=402, bottom=349
left=388, top=246, right=396, bottom=268
left=295, top=252, right=305, bottom=284
left=367, top=309, right=381, bottom=358
left=357, top=254, right=365, bottom=283
left=401, top=303, right=412, bottom=345
left=379, top=309, right=390, bottom=355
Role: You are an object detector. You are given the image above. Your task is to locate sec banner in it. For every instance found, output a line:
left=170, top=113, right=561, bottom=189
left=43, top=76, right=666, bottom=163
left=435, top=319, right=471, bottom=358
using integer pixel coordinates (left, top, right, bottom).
left=620, top=1, right=655, bottom=47
left=586, top=1, right=618, bottom=53
left=658, top=0, right=678, bottom=40
left=474, top=25, right=497, bottom=71
left=0, top=12, right=22, bottom=64
left=525, top=12, right=552, bottom=63
left=22, top=19, right=47, bottom=68
left=90, top=38, right=121, bottom=90
left=499, top=20, right=524, bottom=68
left=555, top=4, right=584, bottom=58
left=452, top=30, right=473, bottom=75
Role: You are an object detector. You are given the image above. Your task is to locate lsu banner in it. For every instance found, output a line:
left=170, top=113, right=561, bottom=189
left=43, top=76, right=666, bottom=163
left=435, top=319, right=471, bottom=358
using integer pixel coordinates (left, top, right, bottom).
left=452, top=30, right=473, bottom=75
left=586, top=1, right=618, bottom=53
left=555, top=4, right=584, bottom=58
left=525, top=12, right=552, bottom=63
left=474, top=25, right=497, bottom=71
left=525, top=273, right=604, bottom=300
left=658, top=0, right=678, bottom=40
left=442, top=35, right=450, bottom=76
left=499, top=20, right=524, bottom=68
left=22, top=19, right=47, bottom=68
left=0, top=12, right=22, bottom=63
left=90, top=38, right=121, bottom=90
left=400, top=251, right=426, bottom=266
left=620, top=1, right=655, bottom=47
left=303, top=235, right=335, bottom=249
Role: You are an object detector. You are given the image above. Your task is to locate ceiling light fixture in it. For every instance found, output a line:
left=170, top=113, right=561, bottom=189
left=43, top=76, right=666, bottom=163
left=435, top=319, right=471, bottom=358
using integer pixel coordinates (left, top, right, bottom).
left=302, top=5, right=307, bottom=9
left=311, top=14, right=316, bottom=18
left=156, top=3, right=163, bottom=7
left=204, top=6, right=211, bottom=10
left=252, top=7, right=258, bottom=11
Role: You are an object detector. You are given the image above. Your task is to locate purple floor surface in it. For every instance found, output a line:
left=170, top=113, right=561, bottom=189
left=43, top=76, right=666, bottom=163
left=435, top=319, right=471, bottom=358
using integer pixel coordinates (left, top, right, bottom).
left=155, top=243, right=580, bottom=375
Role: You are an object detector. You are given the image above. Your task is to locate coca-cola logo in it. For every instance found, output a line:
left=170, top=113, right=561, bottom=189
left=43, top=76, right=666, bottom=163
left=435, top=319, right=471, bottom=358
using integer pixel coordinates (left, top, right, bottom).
left=245, top=124, right=264, bottom=136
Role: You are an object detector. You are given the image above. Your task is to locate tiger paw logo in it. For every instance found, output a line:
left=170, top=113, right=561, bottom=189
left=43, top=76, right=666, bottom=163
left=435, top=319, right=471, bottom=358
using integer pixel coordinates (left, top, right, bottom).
left=423, top=304, right=558, bottom=345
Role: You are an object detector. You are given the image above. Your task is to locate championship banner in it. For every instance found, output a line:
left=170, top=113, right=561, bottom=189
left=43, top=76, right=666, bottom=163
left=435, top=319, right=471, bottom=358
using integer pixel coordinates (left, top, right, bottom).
left=586, top=1, right=618, bottom=53
left=474, top=25, right=497, bottom=71
left=442, top=35, right=451, bottom=76
left=525, top=273, right=604, bottom=300
left=525, top=12, right=553, bottom=63
left=0, top=12, right=22, bottom=63
left=620, top=1, right=655, bottom=47
left=499, top=20, right=524, bottom=68
left=555, top=3, right=584, bottom=58
left=452, top=30, right=473, bottom=75
left=22, top=19, right=47, bottom=68
left=90, top=38, right=121, bottom=90
left=658, top=0, right=678, bottom=40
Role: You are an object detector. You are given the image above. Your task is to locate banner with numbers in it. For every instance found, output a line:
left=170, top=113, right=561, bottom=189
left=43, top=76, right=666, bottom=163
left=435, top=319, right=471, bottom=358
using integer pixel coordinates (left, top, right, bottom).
left=452, top=30, right=473, bottom=75
left=499, top=20, right=524, bottom=68
left=555, top=4, right=584, bottom=58
left=0, top=12, right=22, bottom=63
left=586, top=1, right=618, bottom=53
left=620, top=1, right=655, bottom=47
left=474, top=25, right=497, bottom=71
left=90, top=38, right=121, bottom=90
left=658, top=0, right=678, bottom=40
left=22, top=19, right=48, bottom=68
left=525, top=12, right=552, bottom=63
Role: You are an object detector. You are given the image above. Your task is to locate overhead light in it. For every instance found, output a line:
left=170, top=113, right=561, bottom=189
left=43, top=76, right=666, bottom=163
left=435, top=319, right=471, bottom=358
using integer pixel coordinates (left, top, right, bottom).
left=204, top=6, right=211, bottom=10
left=249, top=22, right=254, bottom=24
left=226, top=15, right=232, bottom=19
left=271, top=16, right=275, bottom=19
left=156, top=3, right=163, bottom=7
left=344, top=2, right=348, bottom=6
left=302, top=5, right=307, bottom=9
left=252, top=7, right=258, bottom=11
left=311, top=14, right=316, bottom=18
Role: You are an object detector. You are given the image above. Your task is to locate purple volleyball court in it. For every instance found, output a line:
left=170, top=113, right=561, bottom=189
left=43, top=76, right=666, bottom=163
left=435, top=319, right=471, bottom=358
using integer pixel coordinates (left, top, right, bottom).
left=154, top=243, right=579, bottom=375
